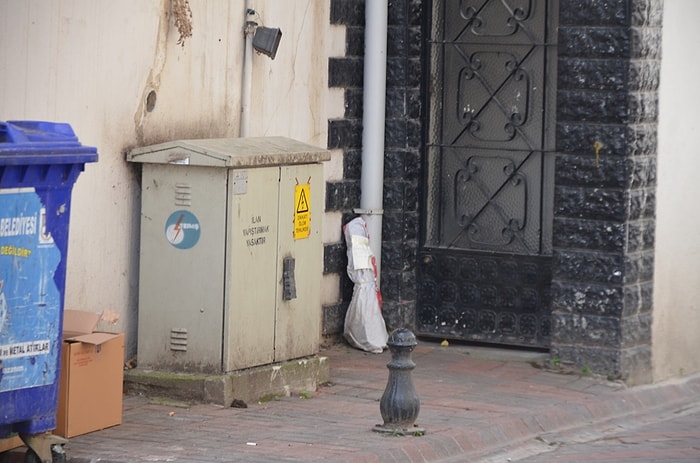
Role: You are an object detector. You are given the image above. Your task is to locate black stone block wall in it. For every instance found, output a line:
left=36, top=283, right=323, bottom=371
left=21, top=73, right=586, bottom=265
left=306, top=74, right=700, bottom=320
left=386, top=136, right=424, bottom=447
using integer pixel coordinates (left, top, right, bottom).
left=552, top=0, right=662, bottom=383
left=326, top=0, right=662, bottom=384
left=324, top=0, right=424, bottom=337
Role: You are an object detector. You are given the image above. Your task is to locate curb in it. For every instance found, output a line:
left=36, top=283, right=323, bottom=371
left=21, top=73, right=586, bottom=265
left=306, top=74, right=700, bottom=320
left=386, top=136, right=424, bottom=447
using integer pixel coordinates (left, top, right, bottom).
left=308, top=373, right=700, bottom=463
left=427, top=373, right=700, bottom=462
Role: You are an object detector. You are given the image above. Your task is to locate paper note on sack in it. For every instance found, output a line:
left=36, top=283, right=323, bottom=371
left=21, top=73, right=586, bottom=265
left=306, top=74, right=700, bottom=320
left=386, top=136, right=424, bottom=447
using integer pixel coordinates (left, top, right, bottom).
left=351, top=235, right=373, bottom=269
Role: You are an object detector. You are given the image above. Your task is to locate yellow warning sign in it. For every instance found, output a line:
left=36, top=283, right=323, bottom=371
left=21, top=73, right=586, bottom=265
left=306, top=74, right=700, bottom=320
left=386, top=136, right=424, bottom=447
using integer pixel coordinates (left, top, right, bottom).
left=294, top=184, right=311, bottom=240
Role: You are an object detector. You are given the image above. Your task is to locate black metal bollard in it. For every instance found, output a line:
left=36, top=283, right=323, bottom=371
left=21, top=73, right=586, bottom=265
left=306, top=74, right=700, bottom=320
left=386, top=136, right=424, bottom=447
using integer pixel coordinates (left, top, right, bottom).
left=373, top=328, right=425, bottom=435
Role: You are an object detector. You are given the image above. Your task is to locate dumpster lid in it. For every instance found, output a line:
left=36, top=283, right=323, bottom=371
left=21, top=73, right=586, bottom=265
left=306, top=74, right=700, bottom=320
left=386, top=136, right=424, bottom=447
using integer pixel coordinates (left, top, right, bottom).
left=126, top=136, right=330, bottom=167
left=0, top=121, right=98, bottom=165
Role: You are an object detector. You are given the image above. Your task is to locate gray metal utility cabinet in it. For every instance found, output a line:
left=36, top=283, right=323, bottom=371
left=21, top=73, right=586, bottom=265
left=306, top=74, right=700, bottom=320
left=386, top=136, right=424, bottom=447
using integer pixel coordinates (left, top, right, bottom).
left=127, top=137, right=329, bottom=373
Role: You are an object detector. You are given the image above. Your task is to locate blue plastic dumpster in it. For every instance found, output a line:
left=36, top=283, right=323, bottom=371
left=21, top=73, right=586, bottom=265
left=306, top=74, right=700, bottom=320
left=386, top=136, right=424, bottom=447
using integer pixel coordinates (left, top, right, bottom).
left=0, top=121, right=97, bottom=462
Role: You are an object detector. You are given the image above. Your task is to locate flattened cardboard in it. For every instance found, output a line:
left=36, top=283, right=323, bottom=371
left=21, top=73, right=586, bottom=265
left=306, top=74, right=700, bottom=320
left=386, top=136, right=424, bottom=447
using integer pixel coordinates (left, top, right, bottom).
left=55, top=310, right=124, bottom=438
left=0, top=435, right=23, bottom=453
left=69, top=332, right=118, bottom=346
left=62, top=310, right=101, bottom=339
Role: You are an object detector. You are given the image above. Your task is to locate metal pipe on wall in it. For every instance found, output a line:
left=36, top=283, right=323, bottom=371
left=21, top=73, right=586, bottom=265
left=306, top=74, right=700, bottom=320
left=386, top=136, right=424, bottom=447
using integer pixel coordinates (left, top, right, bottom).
left=358, top=0, right=388, bottom=286
left=240, top=0, right=254, bottom=137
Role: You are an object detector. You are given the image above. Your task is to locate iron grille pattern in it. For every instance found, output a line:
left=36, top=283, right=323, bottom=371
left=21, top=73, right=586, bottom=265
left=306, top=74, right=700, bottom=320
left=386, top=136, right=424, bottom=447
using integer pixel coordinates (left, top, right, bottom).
left=418, top=252, right=551, bottom=345
left=434, top=0, right=550, bottom=253
left=419, top=0, right=555, bottom=347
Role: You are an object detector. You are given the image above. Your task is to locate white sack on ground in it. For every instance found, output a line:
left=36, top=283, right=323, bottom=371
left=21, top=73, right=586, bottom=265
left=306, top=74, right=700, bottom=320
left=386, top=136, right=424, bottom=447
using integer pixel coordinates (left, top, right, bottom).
left=343, top=217, right=388, bottom=353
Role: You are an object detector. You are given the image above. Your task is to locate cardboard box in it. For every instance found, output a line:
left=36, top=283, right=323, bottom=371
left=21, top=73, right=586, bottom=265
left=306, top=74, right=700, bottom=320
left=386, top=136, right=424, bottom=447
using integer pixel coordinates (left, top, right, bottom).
left=0, top=435, right=23, bottom=453
left=55, top=310, right=124, bottom=437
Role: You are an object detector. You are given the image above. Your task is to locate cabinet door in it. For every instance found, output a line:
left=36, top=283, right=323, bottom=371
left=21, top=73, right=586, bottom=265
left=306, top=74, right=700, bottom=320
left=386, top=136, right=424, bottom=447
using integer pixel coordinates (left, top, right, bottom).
left=223, top=167, right=279, bottom=371
left=138, top=164, right=227, bottom=373
left=275, top=164, right=323, bottom=362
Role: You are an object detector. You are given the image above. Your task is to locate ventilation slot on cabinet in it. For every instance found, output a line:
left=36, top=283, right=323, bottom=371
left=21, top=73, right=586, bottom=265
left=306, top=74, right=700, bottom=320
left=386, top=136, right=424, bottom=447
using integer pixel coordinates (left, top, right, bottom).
left=174, top=183, right=192, bottom=206
left=170, top=328, right=188, bottom=352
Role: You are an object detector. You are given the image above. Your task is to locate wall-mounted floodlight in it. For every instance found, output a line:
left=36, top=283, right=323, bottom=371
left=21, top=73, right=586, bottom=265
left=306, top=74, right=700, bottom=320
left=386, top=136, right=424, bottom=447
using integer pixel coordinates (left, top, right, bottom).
left=253, top=27, right=282, bottom=60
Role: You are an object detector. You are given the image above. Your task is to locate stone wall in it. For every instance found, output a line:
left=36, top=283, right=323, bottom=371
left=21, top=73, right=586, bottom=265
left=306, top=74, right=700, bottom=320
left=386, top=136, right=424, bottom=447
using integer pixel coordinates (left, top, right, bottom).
left=551, top=0, right=662, bottom=383
left=324, top=0, right=663, bottom=384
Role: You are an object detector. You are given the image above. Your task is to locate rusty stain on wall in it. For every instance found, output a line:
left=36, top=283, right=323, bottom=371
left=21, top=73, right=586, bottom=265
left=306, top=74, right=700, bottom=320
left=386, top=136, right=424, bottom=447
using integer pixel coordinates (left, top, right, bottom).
left=134, top=0, right=172, bottom=145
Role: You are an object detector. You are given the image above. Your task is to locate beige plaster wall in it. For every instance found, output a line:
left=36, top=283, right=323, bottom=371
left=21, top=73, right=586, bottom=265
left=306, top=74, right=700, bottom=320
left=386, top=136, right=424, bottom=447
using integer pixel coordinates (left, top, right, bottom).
left=0, top=0, right=344, bottom=359
left=653, top=0, right=700, bottom=381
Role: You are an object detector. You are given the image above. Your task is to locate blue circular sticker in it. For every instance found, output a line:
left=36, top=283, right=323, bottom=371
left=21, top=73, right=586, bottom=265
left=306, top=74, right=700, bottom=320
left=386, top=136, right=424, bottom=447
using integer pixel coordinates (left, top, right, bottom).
left=164, top=210, right=201, bottom=249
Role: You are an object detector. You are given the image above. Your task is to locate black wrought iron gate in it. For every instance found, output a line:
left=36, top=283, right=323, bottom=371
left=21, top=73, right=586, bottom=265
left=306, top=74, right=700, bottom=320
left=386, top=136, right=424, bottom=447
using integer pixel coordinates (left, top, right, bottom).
left=417, top=0, right=557, bottom=348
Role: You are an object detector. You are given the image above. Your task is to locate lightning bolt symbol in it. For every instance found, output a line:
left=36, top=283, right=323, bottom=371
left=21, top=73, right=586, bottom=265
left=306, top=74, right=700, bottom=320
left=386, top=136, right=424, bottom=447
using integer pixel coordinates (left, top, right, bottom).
left=173, top=214, right=184, bottom=241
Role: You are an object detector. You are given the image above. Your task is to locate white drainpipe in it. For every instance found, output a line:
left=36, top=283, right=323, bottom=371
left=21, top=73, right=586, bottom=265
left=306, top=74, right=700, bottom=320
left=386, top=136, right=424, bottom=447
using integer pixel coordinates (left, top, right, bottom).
left=240, top=0, right=254, bottom=137
left=357, top=0, right=388, bottom=286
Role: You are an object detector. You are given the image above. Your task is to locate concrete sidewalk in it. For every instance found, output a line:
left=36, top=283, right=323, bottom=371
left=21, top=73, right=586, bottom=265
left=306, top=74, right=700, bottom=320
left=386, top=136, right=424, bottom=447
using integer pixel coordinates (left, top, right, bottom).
left=25, top=341, right=700, bottom=462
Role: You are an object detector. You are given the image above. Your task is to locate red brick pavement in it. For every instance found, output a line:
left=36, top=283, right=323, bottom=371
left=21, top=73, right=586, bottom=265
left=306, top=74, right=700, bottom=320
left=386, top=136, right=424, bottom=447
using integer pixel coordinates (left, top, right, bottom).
left=4, top=342, right=699, bottom=462
left=486, top=402, right=700, bottom=462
